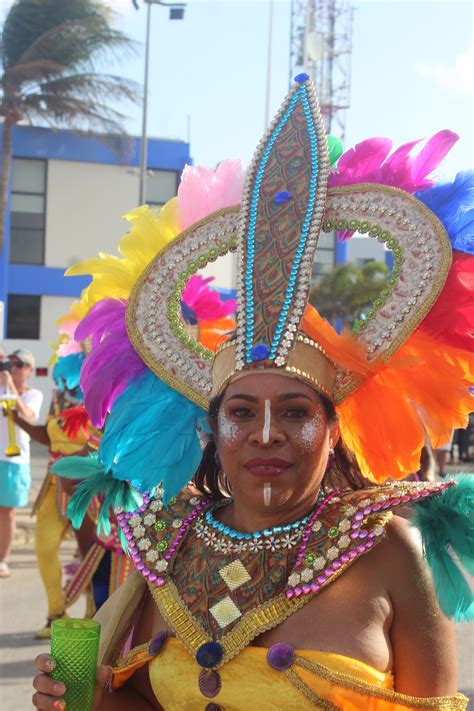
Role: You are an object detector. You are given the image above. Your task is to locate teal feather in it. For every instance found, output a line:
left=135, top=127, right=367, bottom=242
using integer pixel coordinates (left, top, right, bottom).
left=412, top=474, right=474, bottom=622
left=51, top=453, right=142, bottom=536
left=99, top=371, right=206, bottom=506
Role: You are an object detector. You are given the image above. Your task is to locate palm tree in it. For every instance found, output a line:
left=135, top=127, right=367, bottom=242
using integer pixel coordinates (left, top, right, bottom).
left=0, top=0, right=140, bottom=252
left=309, top=260, right=388, bottom=328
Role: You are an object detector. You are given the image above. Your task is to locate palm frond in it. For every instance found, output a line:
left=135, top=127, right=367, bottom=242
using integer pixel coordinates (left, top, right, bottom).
left=30, top=72, right=141, bottom=105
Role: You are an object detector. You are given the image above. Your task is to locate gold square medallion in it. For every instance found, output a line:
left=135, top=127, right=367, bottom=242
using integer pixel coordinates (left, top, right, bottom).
left=209, top=596, right=242, bottom=628
left=219, top=560, right=251, bottom=591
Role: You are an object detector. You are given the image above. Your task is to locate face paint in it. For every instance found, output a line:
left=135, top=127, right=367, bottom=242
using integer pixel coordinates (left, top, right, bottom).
left=263, top=482, right=272, bottom=507
left=296, top=413, right=323, bottom=451
left=262, top=399, right=271, bottom=444
left=218, top=408, right=239, bottom=445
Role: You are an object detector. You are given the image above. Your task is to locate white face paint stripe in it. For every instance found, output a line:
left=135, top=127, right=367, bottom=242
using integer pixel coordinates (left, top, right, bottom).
left=262, top=399, right=271, bottom=444
left=263, top=482, right=271, bottom=507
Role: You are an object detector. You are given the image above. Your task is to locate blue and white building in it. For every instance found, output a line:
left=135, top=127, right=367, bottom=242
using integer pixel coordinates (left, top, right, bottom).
left=0, top=125, right=191, bottom=412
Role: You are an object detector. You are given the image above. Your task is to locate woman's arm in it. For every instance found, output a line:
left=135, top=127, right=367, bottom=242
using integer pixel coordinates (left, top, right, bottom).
left=384, top=515, right=458, bottom=695
left=11, top=409, right=49, bottom=445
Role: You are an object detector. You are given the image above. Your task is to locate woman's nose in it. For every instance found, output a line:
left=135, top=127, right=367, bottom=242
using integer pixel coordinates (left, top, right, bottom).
left=248, top=412, right=285, bottom=446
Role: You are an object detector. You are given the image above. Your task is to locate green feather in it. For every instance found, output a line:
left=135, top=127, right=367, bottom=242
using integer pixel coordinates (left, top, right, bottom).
left=52, top=453, right=142, bottom=536
left=413, top=474, right=474, bottom=622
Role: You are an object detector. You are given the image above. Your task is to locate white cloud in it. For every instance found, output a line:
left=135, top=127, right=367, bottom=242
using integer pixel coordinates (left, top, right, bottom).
left=417, top=46, right=474, bottom=96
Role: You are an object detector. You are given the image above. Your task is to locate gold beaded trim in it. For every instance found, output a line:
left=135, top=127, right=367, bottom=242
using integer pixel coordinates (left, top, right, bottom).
left=284, top=366, right=332, bottom=398
left=114, top=642, right=149, bottom=670
left=284, top=667, right=341, bottom=710
left=149, top=579, right=315, bottom=669
left=293, top=655, right=468, bottom=709
left=296, top=333, right=329, bottom=358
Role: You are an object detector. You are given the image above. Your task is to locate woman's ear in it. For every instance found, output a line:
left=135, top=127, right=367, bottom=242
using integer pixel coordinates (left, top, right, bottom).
left=328, top=419, right=340, bottom=450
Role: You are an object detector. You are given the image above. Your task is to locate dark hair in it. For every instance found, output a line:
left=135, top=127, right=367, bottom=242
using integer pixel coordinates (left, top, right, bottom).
left=193, top=391, right=370, bottom=500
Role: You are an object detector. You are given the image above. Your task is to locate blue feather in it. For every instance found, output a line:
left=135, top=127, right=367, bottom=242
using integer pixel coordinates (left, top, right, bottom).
left=99, top=370, right=206, bottom=506
left=416, top=171, right=474, bottom=255
left=412, top=474, right=474, bottom=622
left=52, top=453, right=142, bottom=535
left=53, top=353, right=85, bottom=398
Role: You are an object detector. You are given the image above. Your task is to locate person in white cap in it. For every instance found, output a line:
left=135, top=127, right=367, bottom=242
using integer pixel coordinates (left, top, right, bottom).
left=0, top=349, right=43, bottom=577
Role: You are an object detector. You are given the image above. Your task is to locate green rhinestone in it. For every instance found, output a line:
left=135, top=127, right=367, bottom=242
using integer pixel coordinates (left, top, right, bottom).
left=328, top=527, right=339, bottom=539
left=373, top=298, right=383, bottom=308
left=154, top=520, right=167, bottom=532
left=392, top=267, right=401, bottom=277
left=304, top=552, right=316, bottom=566
left=366, top=309, right=375, bottom=319
left=180, top=270, right=190, bottom=281
left=188, top=261, right=198, bottom=274
left=379, top=231, right=390, bottom=242
left=349, top=220, right=359, bottom=230
left=386, top=237, right=396, bottom=249
left=156, top=540, right=168, bottom=552
left=380, top=288, right=390, bottom=299
left=197, top=255, right=208, bottom=268
left=323, top=220, right=333, bottom=231
left=387, top=276, right=397, bottom=287
left=369, top=225, right=380, bottom=237
left=359, top=221, right=369, bottom=233
left=218, top=243, right=228, bottom=255
left=336, top=219, right=347, bottom=230
left=169, top=496, right=177, bottom=505
left=208, top=248, right=218, bottom=261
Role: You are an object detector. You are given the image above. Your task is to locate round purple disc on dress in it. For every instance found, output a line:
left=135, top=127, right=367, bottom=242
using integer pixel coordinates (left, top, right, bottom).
left=267, top=642, right=295, bottom=671
left=205, top=704, right=223, bottom=711
left=196, top=641, right=224, bottom=669
left=199, top=669, right=222, bottom=698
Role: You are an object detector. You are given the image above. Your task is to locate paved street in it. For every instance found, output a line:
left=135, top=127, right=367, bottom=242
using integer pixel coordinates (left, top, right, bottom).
left=0, top=444, right=473, bottom=709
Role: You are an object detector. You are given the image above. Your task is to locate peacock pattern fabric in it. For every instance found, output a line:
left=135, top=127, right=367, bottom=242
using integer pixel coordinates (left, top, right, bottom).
left=58, top=75, right=473, bottom=624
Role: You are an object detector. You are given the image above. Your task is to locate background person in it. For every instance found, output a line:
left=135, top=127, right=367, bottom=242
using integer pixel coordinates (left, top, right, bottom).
left=0, top=349, right=43, bottom=578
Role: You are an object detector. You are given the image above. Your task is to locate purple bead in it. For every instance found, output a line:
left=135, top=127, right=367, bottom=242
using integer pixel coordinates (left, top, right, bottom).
left=363, top=506, right=372, bottom=515
left=356, top=544, right=367, bottom=554
left=251, top=343, right=270, bottom=362
left=137, top=561, right=145, bottom=570
left=267, top=642, right=295, bottom=671
left=131, top=554, right=140, bottom=563
left=165, top=554, right=172, bottom=560
left=331, top=560, right=341, bottom=570
left=302, top=584, right=311, bottom=594
left=142, top=568, right=150, bottom=577
left=148, top=631, right=168, bottom=657
left=149, top=573, right=157, bottom=583
left=372, top=503, right=382, bottom=512
left=286, top=589, right=294, bottom=599
left=294, top=72, right=310, bottom=83
left=156, top=577, right=165, bottom=586
left=310, top=583, right=320, bottom=593
left=358, top=529, right=368, bottom=539
left=199, top=669, right=221, bottom=698
left=179, top=526, right=186, bottom=532
left=324, top=569, right=332, bottom=578
left=340, top=553, right=350, bottom=563
left=354, top=512, right=364, bottom=521
left=274, top=190, right=293, bottom=205
left=302, top=535, right=309, bottom=543
left=205, top=704, right=223, bottom=711
left=294, top=586, right=302, bottom=597
left=348, top=550, right=357, bottom=559
left=317, top=575, right=326, bottom=585
left=350, top=532, right=359, bottom=540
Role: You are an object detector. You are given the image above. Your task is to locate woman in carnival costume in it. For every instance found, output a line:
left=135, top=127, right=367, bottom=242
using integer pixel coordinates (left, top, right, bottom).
left=33, top=76, right=473, bottom=709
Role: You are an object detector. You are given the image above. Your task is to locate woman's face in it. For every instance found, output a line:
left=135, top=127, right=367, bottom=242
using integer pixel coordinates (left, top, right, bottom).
left=214, top=373, right=339, bottom=515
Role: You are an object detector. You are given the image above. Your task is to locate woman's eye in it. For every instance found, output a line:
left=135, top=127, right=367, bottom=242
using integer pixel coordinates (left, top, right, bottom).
left=283, top=409, right=307, bottom=419
left=230, top=408, right=254, bottom=419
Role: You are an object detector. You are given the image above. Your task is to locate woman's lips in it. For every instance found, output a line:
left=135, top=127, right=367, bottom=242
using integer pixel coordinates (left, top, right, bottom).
left=244, top=458, right=292, bottom=478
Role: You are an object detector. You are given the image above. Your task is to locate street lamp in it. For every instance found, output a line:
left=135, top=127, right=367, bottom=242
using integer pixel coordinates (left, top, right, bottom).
left=136, top=0, right=186, bottom=205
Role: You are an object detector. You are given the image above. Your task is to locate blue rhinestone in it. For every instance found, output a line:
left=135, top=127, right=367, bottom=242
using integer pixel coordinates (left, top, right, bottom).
left=263, top=528, right=273, bottom=537
left=274, top=190, right=293, bottom=205
left=222, top=526, right=231, bottom=535
left=294, top=73, right=309, bottom=85
left=251, top=343, right=270, bottom=362
left=267, top=642, right=295, bottom=671
left=237, top=532, right=245, bottom=540
left=244, top=533, right=252, bottom=540
left=253, top=531, right=262, bottom=539
left=283, top=525, right=292, bottom=533
left=196, top=642, right=224, bottom=669
left=229, top=530, right=237, bottom=539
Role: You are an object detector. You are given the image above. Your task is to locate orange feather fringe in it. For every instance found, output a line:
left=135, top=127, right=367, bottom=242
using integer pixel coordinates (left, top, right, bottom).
left=301, top=305, right=473, bottom=482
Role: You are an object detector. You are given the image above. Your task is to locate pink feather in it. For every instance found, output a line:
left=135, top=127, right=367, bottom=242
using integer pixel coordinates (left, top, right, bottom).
left=75, top=300, right=146, bottom=427
left=182, top=275, right=236, bottom=320
left=177, top=159, right=245, bottom=230
left=335, top=138, right=392, bottom=181
left=409, top=130, right=459, bottom=190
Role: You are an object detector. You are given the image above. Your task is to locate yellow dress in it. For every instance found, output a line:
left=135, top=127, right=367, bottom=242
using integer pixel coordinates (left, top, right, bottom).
left=112, top=638, right=467, bottom=710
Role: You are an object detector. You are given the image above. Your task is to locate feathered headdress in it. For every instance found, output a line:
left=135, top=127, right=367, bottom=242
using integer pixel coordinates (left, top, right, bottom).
left=62, top=75, right=472, bottom=511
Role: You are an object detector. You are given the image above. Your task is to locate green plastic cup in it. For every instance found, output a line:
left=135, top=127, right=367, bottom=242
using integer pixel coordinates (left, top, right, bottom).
left=51, top=618, right=101, bottom=711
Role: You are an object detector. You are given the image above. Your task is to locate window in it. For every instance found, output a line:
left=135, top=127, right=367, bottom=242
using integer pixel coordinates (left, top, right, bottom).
left=10, top=158, right=47, bottom=265
left=6, top=295, right=41, bottom=339
left=312, top=230, right=336, bottom=282
left=146, top=169, right=179, bottom=207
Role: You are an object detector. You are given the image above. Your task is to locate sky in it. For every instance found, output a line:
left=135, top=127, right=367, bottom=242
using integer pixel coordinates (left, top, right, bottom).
left=1, top=0, right=473, bottom=178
